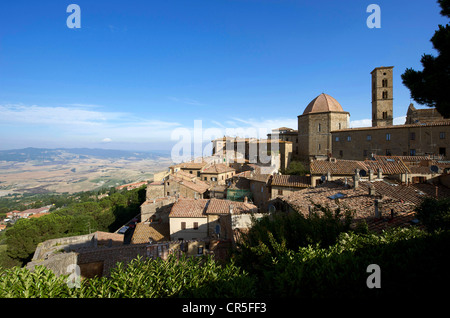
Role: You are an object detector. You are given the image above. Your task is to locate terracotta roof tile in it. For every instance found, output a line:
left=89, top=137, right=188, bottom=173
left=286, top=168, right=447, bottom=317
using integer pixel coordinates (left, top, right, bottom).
left=205, top=198, right=258, bottom=215
left=169, top=198, right=258, bottom=218
left=131, top=222, right=170, bottom=244
left=169, top=199, right=209, bottom=218
left=271, top=175, right=310, bottom=188
left=201, top=163, right=235, bottom=174
left=310, top=159, right=367, bottom=175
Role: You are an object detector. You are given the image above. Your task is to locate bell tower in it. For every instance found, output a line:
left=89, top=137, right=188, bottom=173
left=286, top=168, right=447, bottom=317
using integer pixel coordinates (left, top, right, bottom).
left=371, top=66, right=394, bottom=127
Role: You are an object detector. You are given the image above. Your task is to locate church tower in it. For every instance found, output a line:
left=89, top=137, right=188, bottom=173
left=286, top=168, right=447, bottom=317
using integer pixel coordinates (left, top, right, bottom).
left=371, top=66, right=393, bottom=127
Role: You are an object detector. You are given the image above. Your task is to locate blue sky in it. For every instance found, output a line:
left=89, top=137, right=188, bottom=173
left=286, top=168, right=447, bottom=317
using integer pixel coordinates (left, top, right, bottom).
left=0, top=0, right=447, bottom=152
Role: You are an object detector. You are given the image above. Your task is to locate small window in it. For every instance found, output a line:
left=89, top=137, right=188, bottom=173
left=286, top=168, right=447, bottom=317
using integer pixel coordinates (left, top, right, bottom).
left=440, top=132, right=446, bottom=139
left=189, top=171, right=193, bottom=174
left=335, top=136, right=340, bottom=142
left=181, top=222, right=186, bottom=230
left=318, top=123, right=321, bottom=132
left=204, top=177, right=207, bottom=181
left=382, top=111, right=388, bottom=119
left=439, top=147, right=446, bottom=156
left=278, top=189, right=283, bottom=195
left=318, top=144, right=321, bottom=150
left=410, top=132, right=415, bottom=140
left=386, top=149, right=391, bottom=156
left=363, top=150, right=368, bottom=157
left=367, top=135, right=372, bottom=141
left=386, top=133, right=391, bottom=141
left=167, top=182, right=170, bottom=186
left=410, top=149, right=416, bottom=156
left=339, top=150, right=343, bottom=157
left=382, top=79, right=388, bottom=87
left=338, top=123, right=342, bottom=130
left=382, top=91, right=388, bottom=99
left=347, top=136, right=351, bottom=142
left=193, top=222, right=198, bottom=230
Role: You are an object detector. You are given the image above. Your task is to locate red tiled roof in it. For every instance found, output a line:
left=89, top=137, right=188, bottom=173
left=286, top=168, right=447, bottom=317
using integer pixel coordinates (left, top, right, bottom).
left=364, top=156, right=410, bottom=175
left=169, top=198, right=258, bottom=218
left=201, top=164, right=235, bottom=174
left=205, top=198, right=258, bottom=215
left=310, top=156, right=410, bottom=176
left=170, top=176, right=210, bottom=194
left=271, top=175, right=310, bottom=188
left=310, top=159, right=367, bottom=175
left=131, top=222, right=170, bottom=244
left=169, top=199, right=209, bottom=218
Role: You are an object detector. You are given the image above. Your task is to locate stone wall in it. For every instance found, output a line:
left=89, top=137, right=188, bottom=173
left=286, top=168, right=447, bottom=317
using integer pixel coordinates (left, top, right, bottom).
left=77, top=244, right=149, bottom=277
left=332, top=123, right=450, bottom=160
left=140, top=197, right=175, bottom=223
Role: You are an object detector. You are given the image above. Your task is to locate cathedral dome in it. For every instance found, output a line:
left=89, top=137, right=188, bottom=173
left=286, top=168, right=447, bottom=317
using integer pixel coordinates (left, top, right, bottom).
left=302, top=93, right=344, bottom=115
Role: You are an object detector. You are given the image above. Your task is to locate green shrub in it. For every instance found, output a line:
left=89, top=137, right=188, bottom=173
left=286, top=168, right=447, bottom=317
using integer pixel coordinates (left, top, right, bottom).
left=0, top=254, right=255, bottom=298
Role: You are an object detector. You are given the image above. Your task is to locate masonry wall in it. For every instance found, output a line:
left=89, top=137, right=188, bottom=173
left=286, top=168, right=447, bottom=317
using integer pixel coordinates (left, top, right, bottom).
left=169, top=217, right=208, bottom=241
left=332, top=124, right=450, bottom=160
left=146, top=183, right=165, bottom=200
left=249, top=180, right=270, bottom=211
left=164, top=179, right=204, bottom=199
left=271, top=185, right=307, bottom=198
left=298, top=111, right=349, bottom=160
left=141, top=197, right=175, bottom=223
left=77, top=244, right=148, bottom=277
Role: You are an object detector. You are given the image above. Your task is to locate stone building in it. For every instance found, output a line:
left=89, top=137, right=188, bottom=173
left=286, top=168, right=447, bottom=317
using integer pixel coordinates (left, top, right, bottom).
left=271, top=66, right=448, bottom=163
left=331, top=121, right=450, bottom=160
left=200, top=163, right=236, bottom=186
left=371, top=66, right=394, bottom=127
left=405, top=103, right=445, bottom=125
left=297, top=93, right=350, bottom=160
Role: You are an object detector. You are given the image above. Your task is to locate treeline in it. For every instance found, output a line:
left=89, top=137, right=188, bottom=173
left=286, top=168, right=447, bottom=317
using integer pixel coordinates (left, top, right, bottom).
left=0, top=187, right=114, bottom=217
left=0, top=186, right=146, bottom=267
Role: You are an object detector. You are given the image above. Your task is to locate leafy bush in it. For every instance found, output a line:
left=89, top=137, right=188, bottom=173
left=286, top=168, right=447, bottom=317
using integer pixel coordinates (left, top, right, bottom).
left=236, top=227, right=450, bottom=298
left=0, top=254, right=255, bottom=298
left=415, top=197, right=450, bottom=232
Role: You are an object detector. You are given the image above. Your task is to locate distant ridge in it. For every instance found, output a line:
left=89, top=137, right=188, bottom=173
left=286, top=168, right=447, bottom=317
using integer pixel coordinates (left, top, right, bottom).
left=0, top=147, right=171, bottom=162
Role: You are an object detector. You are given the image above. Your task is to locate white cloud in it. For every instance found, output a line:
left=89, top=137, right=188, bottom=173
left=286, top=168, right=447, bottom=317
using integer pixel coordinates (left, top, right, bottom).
left=350, top=118, right=371, bottom=128
left=168, top=97, right=204, bottom=106
left=0, top=103, right=182, bottom=144
left=393, top=116, right=406, bottom=125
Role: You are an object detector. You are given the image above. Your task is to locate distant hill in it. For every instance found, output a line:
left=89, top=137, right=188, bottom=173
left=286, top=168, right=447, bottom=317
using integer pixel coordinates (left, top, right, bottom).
left=0, top=148, right=171, bottom=162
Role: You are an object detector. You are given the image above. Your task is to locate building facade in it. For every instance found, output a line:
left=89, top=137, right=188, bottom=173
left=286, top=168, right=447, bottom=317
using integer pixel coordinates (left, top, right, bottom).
left=331, top=121, right=450, bottom=160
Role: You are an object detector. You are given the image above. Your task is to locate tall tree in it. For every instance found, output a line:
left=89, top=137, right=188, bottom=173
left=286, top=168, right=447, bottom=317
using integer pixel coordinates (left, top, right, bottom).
left=401, top=0, right=450, bottom=118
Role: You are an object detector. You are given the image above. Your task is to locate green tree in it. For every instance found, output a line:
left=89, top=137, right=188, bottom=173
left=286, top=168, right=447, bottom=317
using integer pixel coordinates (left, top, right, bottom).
left=401, top=0, right=450, bottom=118
left=415, top=197, right=450, bottom=232
left=282, top=160, right=309, bottom=175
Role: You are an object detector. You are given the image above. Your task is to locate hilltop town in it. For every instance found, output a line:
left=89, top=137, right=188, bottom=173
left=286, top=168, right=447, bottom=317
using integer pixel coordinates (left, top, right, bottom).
left=12, top=66, right=450, bottom=280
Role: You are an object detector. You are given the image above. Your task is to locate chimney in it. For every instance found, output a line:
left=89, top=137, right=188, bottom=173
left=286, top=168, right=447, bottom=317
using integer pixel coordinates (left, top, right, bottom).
left=353, top=169, right=360, bottom=189
left=368, top=169, right=374, bottom=181
left=374, top=199, right=382, bottom=219
left=229, top=204, right=234, bottom=214
left=244, top=196, right=248, bottom=204
left=369, top=185, right=376, bottom=196
left=327, top=171, right=331, bottom=182
left=377, top=168, right=383, bottom=179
